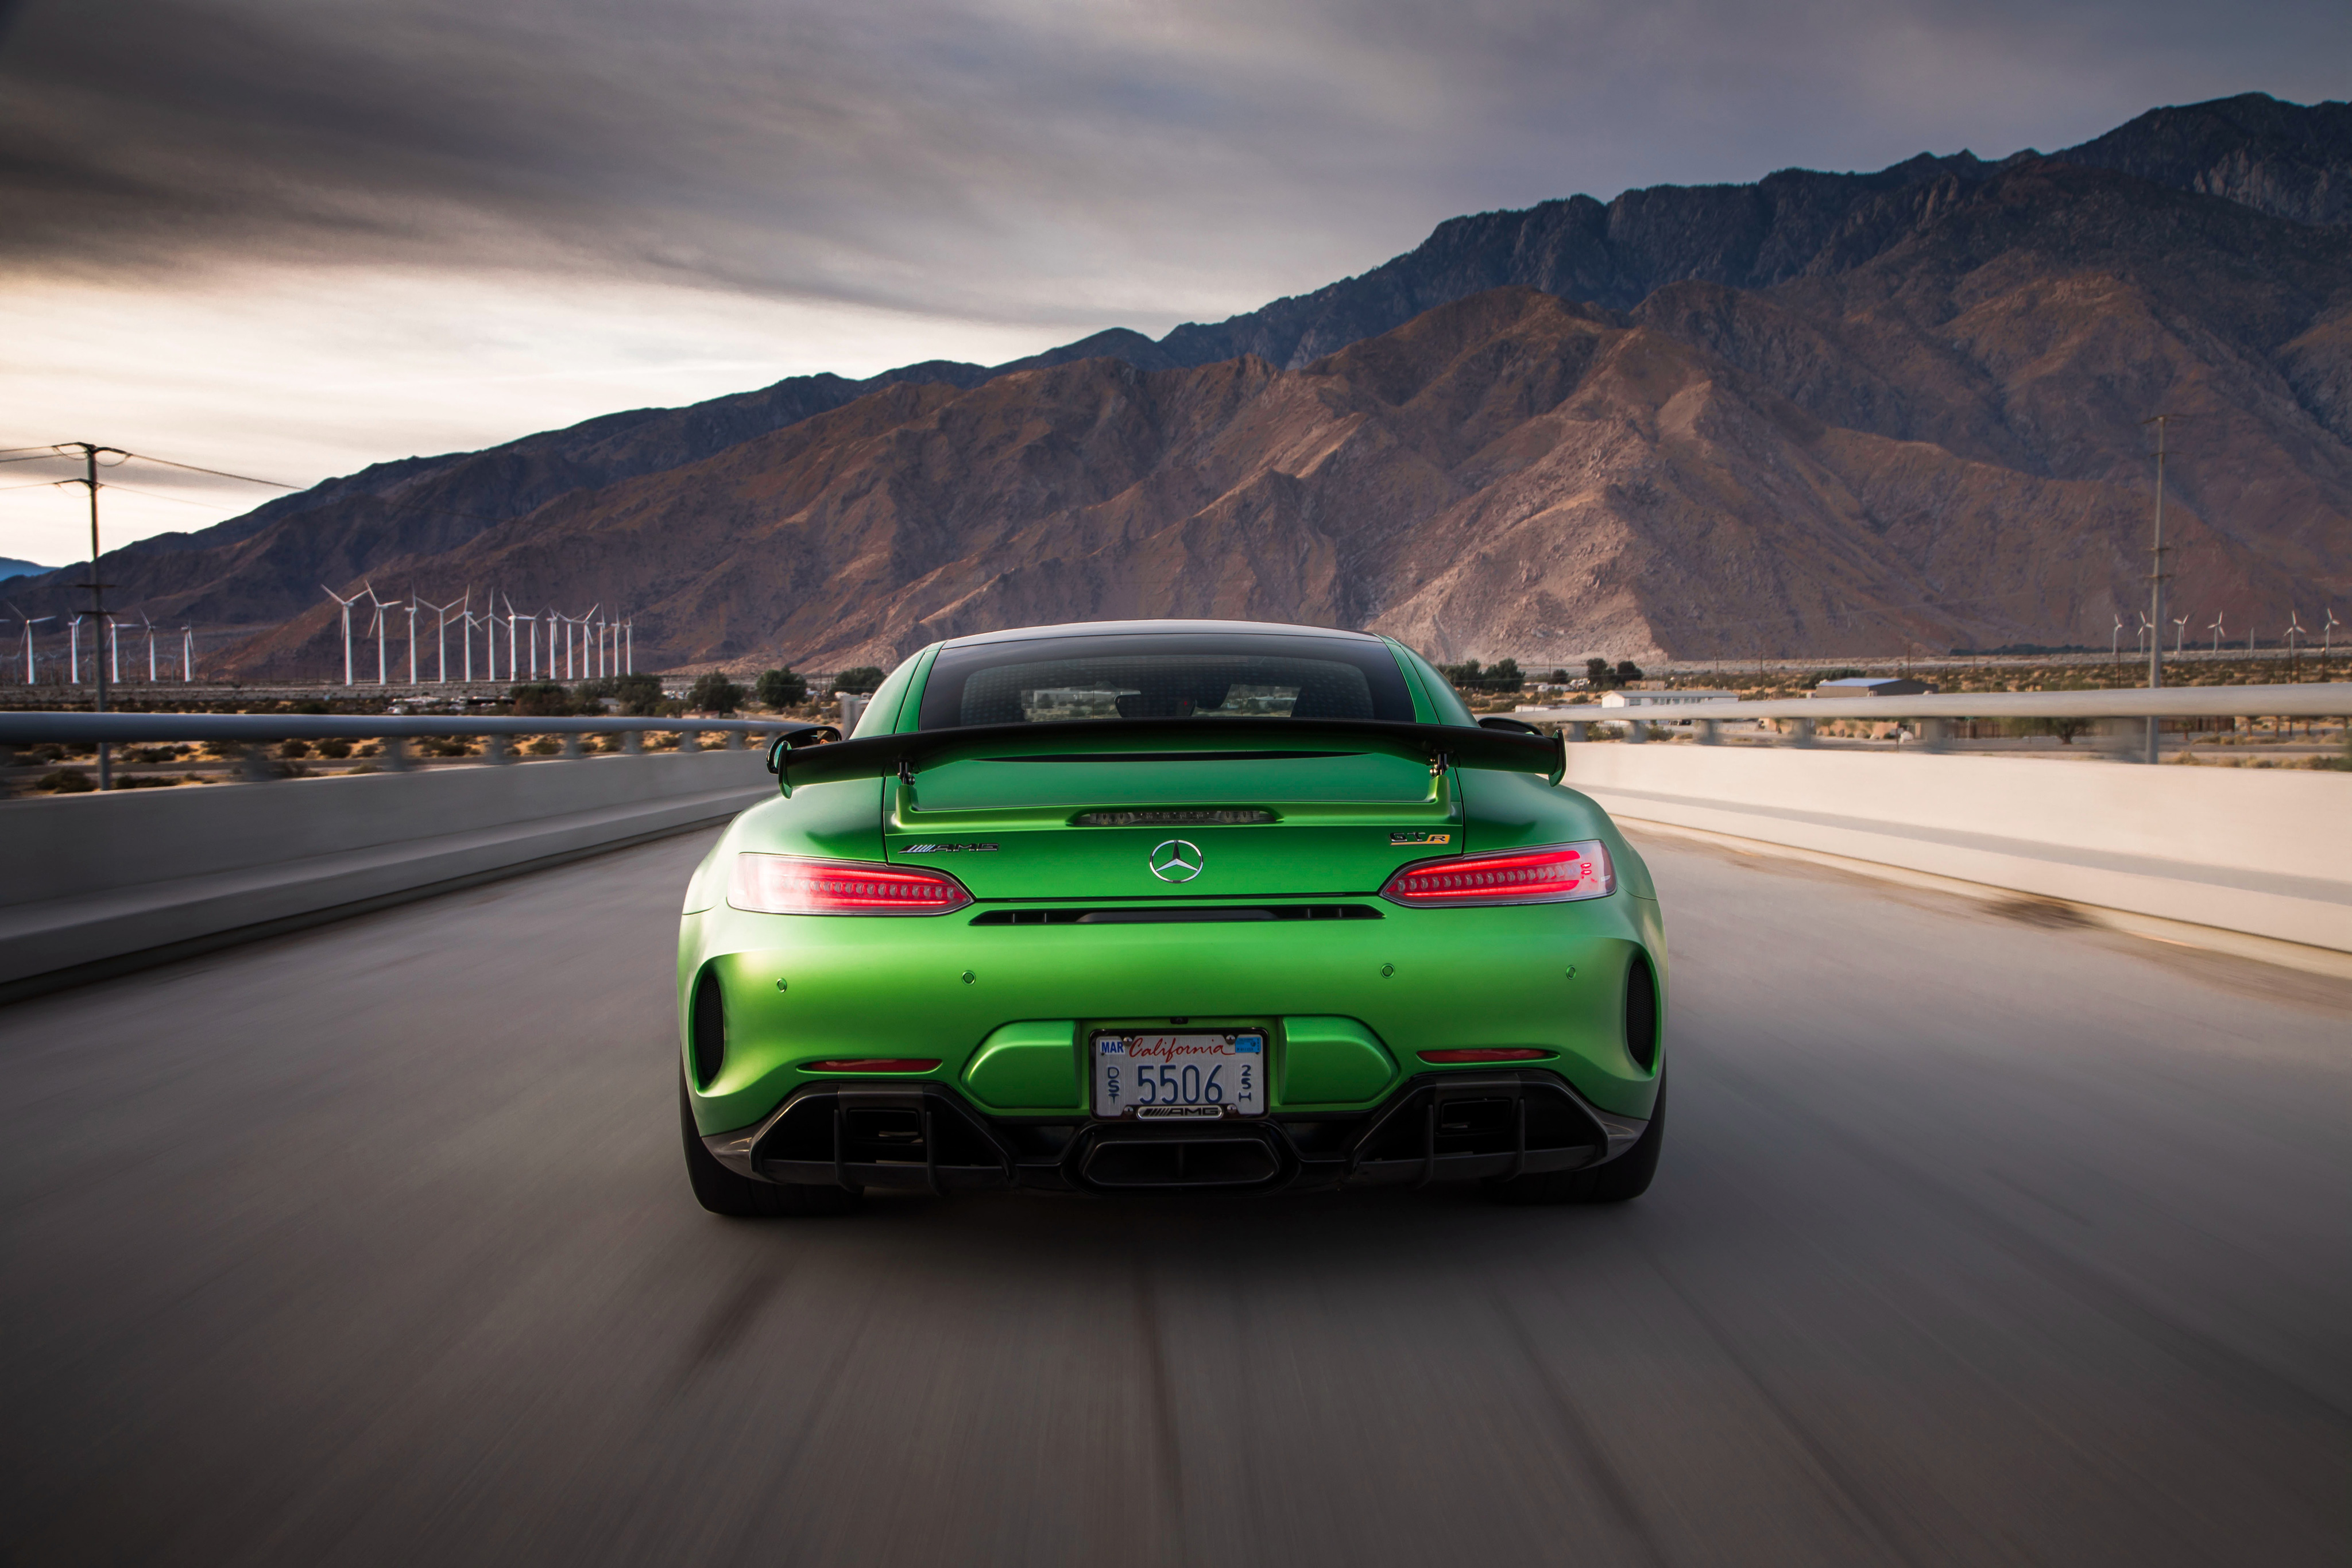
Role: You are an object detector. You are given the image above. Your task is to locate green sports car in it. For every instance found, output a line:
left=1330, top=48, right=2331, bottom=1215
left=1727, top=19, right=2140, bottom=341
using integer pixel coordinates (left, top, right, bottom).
left=678, top=620, right=1666, bottom=1214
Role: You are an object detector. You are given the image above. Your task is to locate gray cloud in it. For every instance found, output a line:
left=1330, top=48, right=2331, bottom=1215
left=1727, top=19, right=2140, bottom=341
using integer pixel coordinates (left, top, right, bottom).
left=3, top=0, right=2347, bottom=328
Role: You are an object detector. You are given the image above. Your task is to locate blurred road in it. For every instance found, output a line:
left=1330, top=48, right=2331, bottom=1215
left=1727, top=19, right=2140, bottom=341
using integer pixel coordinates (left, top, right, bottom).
left=3, top=827, right=2346, bottom=1567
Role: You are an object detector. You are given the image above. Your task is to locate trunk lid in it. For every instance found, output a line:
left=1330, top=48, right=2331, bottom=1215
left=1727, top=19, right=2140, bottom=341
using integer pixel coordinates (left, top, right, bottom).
left=884, top=741, right=1462, bottom=900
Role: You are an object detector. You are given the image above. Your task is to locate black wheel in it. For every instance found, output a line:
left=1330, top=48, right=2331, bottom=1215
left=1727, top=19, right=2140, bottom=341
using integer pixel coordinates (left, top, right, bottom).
left=680, top=1075, right=860, bottom=1217
left=1488, top=1069, right=1665, bottom=1206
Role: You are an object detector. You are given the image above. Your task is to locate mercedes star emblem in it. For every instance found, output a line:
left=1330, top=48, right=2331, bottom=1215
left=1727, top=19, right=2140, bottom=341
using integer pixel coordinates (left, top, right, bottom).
left=1148, top=839, right=1204, bottom=882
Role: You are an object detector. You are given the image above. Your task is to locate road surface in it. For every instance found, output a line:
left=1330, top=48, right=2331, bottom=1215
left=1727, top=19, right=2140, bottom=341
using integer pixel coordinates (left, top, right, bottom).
left=3, top=827, right=2346, bottom=1566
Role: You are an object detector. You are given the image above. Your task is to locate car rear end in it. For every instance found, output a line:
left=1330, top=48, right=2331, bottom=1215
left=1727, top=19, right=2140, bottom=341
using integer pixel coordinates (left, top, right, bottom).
left=678, top=622, right=1666, bottom=1205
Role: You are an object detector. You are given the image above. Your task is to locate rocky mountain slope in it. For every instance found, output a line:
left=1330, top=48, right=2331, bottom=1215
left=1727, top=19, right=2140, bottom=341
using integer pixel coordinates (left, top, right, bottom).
left=13, top=93, right=2350, bottom=667
left=224, top=149, right=2350, bottom=672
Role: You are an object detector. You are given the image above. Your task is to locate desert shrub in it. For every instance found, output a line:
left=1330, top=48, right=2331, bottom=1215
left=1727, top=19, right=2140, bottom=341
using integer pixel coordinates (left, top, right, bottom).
left=610, top=673, right=664, bottom=715
left=509, top=682, right=572, bottom=717
left=279, top=738, right=313, bottom=759
left=527, top=737, right=562, bottom=756
left=688, top=672, right=744, bottom=714
left=2008, top=716, right=2096, bottom=746
left=314, top=738, right=352, bottom=760
left=755, top=668, right=808, bottom=708
left=38, top=769, right=94, bottom=793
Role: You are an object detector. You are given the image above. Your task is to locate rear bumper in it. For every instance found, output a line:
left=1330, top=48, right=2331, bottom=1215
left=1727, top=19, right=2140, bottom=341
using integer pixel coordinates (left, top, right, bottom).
left=703, top=1070, right=1648, bottom=1195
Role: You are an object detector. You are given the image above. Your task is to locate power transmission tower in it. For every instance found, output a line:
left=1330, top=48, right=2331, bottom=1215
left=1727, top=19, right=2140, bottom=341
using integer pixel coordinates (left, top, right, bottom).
left=60, top=442, right=126, bottom=788
left=2140, top=415, right=2174, bottom=764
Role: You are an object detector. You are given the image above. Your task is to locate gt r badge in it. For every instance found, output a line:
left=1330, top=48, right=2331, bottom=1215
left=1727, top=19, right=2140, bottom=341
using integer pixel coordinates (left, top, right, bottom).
left=902, top=842, right=999, bottom=853
left=1389, top=831, right=1451, bottom=845
left=1148, top=840, right=1204, bottom=882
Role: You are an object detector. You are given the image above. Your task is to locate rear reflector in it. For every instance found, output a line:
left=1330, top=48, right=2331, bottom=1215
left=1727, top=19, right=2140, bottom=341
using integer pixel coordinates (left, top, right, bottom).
left=803, top=1058, right=941, bottom=1073
left=1419, top=1048, right=1555, bottom=1063
left=729, top=854, right=973, bottom=916
left=1380, top=840, right=1615, bottom=907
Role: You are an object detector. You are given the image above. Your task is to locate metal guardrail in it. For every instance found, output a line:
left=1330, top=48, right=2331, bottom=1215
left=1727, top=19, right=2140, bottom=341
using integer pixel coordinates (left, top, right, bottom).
left=0, top=711, right=803, bottom=785
left=1507, top=682, right=2352, bottom=764
left=1510, top=682, right=2352, bottom=723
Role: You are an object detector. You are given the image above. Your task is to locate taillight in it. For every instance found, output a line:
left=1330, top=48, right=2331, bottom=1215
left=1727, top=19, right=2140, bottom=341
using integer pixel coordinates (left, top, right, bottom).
left=1380, top=841, right=1614, bottom=908
left=728, top=854, right=973, bottom=916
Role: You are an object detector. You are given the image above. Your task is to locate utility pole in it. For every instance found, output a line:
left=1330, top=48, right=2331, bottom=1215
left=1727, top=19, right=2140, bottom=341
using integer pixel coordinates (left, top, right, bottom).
left=2140, top=415, right=2172, bottom=764
left=61, top=442, right=125, bottom=788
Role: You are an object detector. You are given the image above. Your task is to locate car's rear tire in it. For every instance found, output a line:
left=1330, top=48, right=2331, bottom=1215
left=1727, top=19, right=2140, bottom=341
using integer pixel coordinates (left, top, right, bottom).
left=680, top=1074, right=860, bottom=1217
left=1487, top=1069, right=1665, bottom=1206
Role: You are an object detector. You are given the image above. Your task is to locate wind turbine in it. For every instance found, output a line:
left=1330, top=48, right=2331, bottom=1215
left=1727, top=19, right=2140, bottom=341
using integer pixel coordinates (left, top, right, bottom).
left=2134, top=613, right=2153, bottom=656
left=2110, top=613, right=2125, bottom=661
left=107, top=612, right=121, bottom=685
left=10, top=605, right=51, bottom=684
left=2324, top=608, right=2341, bottom=657
left=322, top=586, right=364, bottom=686
left=462, top=603, right=485, bottom=684
left=2171, top=614, right=2188, bottom=653
left=142, top=613, right=158, bottom=682
left=366, top=589, right=394, bottom=685
left=2208, top=611, right=2226, bottom=652
left=403, top=594, right=422, bottom=685
left=584, top=605, right=603, bottom=679
left=417, top=594, right=461, bottom=682
left=180, top=624, right=194, bottom=682
left=503, top=597, right=529, bottom=680
left=624, top=618, right=633, bottom=676
left=68, top=613, right=83, bottom=684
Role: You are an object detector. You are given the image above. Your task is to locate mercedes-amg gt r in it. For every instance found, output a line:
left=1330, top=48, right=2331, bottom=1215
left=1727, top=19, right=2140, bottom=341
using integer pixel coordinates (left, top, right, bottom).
left=678, top=620, right=1666, bottom=1214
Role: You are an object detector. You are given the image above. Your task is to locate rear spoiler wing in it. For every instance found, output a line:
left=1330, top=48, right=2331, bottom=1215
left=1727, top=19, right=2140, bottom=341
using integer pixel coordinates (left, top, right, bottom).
left=764, top=717, right=1566, bottom=795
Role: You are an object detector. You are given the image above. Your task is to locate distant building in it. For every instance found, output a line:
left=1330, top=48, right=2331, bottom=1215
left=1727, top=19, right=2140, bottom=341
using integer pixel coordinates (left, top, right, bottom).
left=1596, top=688, right=1740, bottom=708
left=1812, top=677, right=1937, bottom=698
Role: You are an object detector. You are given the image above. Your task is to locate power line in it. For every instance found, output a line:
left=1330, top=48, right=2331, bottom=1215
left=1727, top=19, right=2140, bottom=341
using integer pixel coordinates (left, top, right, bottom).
left=0, top=446, right=298, bottom=488
left=0, top=481, right=68, bottom=495
left=90, top=481, right=246, bottom=508
left=118, top=451, right=298, bottom=489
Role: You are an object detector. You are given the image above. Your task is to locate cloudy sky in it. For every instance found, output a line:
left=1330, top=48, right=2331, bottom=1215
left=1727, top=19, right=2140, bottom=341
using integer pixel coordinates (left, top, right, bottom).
left=2, top=0, right=2343, bottom=563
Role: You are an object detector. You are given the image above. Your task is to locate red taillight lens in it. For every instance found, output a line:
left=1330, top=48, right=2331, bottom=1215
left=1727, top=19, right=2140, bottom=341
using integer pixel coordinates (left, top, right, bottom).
left=728, top=854, right=973, bottom=916
left=803, top=1058, right=940, bottom=1073
left=1419, top=1048, right=1554, bottom=1063
left=1380, top=840, right=1614, bottom=908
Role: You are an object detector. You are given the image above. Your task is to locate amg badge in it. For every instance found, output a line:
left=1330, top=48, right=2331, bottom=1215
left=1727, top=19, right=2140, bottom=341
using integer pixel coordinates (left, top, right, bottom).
left=901, top=842, right=999, bottom=853
left=1389, top=831, right=1452, bottom=845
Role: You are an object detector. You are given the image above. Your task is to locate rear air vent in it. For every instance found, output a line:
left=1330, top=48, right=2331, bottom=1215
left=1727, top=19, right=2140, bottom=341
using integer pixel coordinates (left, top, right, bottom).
left=1071, top=809, right=1277, bottom=827
left=1624, top=953, right=1660, bottom=1071
left=1081, top=1135, right=1282, bottom=1188
left=690, top=969, right=726, bottom=1089
left=969, top=904, right=1383, bottom=926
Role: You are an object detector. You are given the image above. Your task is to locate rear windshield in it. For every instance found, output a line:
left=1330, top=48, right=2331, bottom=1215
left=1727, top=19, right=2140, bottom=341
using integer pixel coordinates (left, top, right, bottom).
left=916, top=633, right=1416, bottom=730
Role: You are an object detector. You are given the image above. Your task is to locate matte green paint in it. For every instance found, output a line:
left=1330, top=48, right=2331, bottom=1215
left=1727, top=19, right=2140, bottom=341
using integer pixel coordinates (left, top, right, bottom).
left=1276, top=1016, right=1399, bottom=1106
left=680, top=627, right=1668, bottom=1140
left=965, top=1020, right=1084, bottom=1110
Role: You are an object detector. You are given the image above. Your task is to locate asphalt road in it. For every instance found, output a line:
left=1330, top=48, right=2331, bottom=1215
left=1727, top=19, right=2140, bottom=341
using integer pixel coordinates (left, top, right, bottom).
left=4, top=827, right=2346, bottom=1567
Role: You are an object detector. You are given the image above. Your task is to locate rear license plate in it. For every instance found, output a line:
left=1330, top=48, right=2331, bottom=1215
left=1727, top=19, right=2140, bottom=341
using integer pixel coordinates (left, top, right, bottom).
left=1092, top=1032, right=1265, bottom=1120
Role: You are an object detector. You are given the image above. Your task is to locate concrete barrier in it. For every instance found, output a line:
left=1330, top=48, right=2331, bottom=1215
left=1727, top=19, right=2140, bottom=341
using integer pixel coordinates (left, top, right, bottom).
left=1562, top=745, right=2352, bottom=975
left=0, top=752, right=773, bottom=1000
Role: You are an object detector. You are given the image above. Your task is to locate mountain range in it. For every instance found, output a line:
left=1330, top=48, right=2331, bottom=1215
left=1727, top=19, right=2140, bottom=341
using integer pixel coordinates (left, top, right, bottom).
left=11, top=91, right=2350, bottom=672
